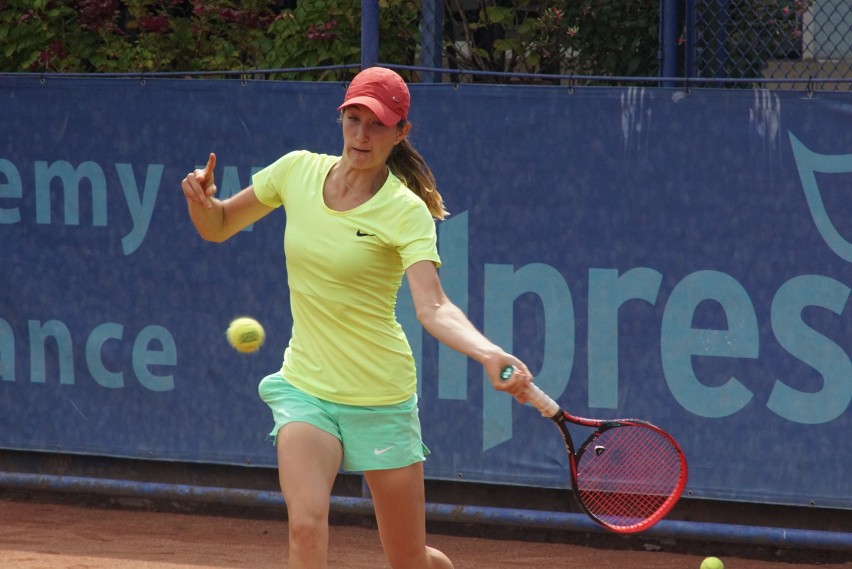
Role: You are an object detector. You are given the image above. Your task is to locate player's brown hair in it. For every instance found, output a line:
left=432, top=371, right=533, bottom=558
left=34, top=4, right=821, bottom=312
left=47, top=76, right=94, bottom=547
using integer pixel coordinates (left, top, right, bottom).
left=387, top=126, right=448, bottom=221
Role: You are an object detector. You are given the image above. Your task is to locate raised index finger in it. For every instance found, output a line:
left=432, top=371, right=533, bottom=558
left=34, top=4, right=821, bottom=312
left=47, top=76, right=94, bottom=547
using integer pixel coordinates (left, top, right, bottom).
left=204, top=152, right=216, bottom=175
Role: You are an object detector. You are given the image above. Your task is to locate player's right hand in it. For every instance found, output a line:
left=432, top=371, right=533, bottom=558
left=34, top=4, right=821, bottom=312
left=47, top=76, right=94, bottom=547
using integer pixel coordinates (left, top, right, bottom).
left=181, top=153, right=217, bottom=209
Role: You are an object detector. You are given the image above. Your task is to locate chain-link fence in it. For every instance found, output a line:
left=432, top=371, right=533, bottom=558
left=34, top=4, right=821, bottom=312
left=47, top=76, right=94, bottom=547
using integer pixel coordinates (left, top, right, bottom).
left=687, top=0, right=852, bottom=90
left=416, top=0, right=852, bottom=89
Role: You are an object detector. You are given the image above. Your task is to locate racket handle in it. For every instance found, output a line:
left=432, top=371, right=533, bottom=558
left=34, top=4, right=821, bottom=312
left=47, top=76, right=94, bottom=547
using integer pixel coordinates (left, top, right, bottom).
left=499, top=366, right=561, bottom=418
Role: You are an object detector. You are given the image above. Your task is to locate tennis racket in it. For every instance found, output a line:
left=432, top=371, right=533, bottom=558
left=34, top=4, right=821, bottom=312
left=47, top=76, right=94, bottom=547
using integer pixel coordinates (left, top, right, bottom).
left=501, top=366, right=688, bottom=534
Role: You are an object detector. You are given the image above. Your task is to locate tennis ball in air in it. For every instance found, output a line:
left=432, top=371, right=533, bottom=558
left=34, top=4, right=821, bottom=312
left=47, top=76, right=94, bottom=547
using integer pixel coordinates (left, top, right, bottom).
left=700, top=557, right=724, bottom=569
left=226, top=317, right=265, bottom=353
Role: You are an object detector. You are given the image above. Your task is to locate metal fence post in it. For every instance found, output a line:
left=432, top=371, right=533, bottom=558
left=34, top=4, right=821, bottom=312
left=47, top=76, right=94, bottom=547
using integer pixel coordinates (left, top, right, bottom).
left=420, top=0, right=443, bottom=82
left=684, top=0, right=697, bottom=79
left=361, top=0, right=379, bottom=69
left=660, top=0, right=680, bottom=86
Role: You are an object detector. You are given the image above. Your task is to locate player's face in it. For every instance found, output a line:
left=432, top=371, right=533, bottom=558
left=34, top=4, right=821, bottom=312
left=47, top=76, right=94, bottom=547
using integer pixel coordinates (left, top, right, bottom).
left=341, top=105, right=405, bottom=170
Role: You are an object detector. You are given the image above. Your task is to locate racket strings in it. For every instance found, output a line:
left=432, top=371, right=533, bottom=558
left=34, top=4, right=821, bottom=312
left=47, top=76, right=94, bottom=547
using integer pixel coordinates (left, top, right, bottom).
left=574, top=425, right=684, bottom=529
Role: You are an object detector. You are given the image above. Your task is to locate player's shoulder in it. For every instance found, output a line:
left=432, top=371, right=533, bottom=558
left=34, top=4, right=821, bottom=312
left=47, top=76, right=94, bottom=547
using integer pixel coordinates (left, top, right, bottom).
left=278, top=149, right=336, bottom=168
left=384, top=172, right=428, bottom=210
left=262, top=151, right=338, bottom=188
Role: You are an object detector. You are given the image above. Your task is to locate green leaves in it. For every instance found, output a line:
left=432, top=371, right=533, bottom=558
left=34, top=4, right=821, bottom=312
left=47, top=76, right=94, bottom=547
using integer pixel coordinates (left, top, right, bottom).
left=444, top=0, right=660, bottom=82
left=483, top=6, right=513, bottom=24
left=263, top=0, right=419, bottom=80
left=0, top=0, right=419, bottom=79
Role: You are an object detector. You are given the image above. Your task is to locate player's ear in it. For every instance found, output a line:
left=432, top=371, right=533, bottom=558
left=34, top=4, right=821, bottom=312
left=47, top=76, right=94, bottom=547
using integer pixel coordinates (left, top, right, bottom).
left=397, top=122, right=412, bottom=143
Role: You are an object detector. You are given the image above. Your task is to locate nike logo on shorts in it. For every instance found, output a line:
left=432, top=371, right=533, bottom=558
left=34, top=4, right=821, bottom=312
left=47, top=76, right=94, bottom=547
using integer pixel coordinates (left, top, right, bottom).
left=373, top=446, right=394, bottom=455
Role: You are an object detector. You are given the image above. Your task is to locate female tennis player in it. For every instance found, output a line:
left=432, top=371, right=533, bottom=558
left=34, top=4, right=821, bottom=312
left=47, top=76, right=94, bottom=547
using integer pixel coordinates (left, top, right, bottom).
left=180, top=66, right=533, bottom=569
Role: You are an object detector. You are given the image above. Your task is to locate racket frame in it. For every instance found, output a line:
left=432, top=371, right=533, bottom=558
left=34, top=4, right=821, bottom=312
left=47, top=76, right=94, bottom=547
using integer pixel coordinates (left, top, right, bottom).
left=501, top=368, right=688, bottom=534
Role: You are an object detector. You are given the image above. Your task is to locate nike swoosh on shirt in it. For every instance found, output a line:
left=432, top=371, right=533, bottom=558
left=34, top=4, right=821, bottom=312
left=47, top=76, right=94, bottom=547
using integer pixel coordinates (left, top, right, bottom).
left=356, top=229, right=376, bottom=237
left=374, top=446, right=394, bottom=455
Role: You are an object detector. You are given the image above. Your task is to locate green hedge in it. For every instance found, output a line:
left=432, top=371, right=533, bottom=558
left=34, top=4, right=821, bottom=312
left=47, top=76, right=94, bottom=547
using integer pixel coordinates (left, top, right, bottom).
left=0, top=0, right=420, bottom=80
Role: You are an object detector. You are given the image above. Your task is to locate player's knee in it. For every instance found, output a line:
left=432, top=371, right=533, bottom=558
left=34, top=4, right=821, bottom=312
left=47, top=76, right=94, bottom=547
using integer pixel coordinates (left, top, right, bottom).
left=287, top=516, right=327, bottom=554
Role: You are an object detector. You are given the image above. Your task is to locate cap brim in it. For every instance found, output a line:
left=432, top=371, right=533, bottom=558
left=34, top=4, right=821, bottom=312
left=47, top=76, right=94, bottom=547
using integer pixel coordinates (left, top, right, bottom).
left=338, top=96, right=401, bottom=126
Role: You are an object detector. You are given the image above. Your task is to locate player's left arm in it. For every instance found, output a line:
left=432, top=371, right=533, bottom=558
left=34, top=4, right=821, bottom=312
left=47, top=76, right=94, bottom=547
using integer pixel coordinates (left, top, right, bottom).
left=405, top=259, right=532, bottom=399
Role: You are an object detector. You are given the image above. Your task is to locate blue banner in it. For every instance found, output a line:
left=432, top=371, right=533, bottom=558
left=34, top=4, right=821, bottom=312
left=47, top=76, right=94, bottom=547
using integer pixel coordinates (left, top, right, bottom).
left=1, top=77, right=849, bottom=509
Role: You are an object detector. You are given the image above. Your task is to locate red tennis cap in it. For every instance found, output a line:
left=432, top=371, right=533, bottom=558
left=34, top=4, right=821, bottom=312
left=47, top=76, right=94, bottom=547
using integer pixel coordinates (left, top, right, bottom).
left=338, top=67, right=410, bottom=126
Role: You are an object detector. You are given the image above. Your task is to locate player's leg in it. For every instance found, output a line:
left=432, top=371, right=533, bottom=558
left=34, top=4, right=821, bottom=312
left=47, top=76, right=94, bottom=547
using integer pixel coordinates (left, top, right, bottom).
left=364, top=463, right=453, bottom=569
left=276, top=422, right=343, bottom=569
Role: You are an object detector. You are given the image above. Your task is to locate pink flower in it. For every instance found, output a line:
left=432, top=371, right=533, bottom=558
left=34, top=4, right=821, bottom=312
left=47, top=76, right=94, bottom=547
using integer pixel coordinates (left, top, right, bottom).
left=30, top=39, right=67, bottom=71
left=140, top=14, right=169, bottom=34
left=218, top=8, right=238, bottom=22
left=76, top=0, right=120, bottom=32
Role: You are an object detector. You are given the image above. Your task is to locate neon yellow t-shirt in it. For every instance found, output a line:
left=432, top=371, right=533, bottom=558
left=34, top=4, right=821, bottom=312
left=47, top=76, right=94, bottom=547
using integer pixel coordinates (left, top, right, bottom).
left=252, top=150, right=441, bottom=405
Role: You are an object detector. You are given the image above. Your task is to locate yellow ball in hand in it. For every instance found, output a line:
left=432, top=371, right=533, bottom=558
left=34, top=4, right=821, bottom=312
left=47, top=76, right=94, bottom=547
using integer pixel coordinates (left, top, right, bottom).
left=700, top=557, right=724, bottom=569
left=226, top=317, right=265, bottom=353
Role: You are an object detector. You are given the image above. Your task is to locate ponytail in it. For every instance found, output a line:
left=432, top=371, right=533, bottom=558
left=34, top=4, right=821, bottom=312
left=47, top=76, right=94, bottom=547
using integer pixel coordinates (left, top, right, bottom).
left=387, top=131, right=448, bottom=221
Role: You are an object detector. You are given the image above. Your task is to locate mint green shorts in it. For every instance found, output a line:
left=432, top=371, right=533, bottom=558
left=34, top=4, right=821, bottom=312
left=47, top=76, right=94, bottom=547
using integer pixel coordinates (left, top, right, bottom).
left=258, top=373, right=429, bottom=472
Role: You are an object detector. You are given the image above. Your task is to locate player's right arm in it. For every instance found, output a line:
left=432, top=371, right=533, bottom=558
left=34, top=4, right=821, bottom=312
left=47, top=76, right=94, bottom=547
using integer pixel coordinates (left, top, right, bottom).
left=182, top=153, right=274, bottom=242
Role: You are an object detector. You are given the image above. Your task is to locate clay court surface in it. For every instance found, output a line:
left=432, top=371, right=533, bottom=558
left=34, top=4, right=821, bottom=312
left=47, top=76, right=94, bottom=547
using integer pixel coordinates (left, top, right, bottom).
left=1, top=499, right=850, bottom=569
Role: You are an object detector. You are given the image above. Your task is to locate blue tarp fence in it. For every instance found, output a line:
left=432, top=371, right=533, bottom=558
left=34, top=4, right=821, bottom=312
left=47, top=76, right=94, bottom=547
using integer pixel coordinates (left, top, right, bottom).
left=1, top=76, right=849, bottom=510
